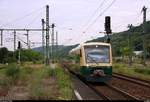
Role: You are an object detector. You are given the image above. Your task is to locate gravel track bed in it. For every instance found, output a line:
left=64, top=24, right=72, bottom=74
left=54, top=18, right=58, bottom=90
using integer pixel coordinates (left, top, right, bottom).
left=92, top=84, right=135, bottom=100
left=108, top=77, right=150, bottom=100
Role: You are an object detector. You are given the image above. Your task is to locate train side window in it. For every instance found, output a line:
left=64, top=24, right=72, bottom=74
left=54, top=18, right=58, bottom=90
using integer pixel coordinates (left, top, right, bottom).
left=80, top=49, right=82, bottom=57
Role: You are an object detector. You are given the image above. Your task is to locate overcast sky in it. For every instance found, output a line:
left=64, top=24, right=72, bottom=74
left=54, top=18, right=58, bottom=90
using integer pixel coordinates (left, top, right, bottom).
left=0, top=0, right=150, bottom=50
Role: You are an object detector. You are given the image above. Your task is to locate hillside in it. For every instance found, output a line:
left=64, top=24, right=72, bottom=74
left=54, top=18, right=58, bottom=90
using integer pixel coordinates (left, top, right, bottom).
left=32, top=44, right=78, bottom=58
left=111, top=21, right=150, bottom=56
left=86, top=21, right=150, bottom=56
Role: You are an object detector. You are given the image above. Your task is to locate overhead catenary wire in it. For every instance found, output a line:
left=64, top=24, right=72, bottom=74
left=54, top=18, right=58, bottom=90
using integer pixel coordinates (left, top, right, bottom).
left=16, top=32, right=30, bottom=47
left=79, top=0, right=116, bottom=44
left=0, top=6, right=45, bottom=28
left=24, top=10, right=44, bottom=28
left=81, top=0, right=107, bottom=29
left=113, top=12, right=142, bottom=32
left=106, top=0, right=145, bottom=33
left=17, top=35, right=28, bottom=45
left=83, top=0, right=117, bottom=33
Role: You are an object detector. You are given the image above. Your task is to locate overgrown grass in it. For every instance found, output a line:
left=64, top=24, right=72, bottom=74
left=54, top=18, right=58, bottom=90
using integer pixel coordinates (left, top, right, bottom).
left=0, top=76, right=10, bottom=90
left=29, top=66, right=59, bottom=100
left=0, top=68, right=6, bottom=77
left=0, top=63, right=73, bottom=100
left=29, top=67, right=48, bottom=99
left=29, top=70, right=45, bottom=99
left=55, top=67, right=73, bottom=100
left=5, top=64, right=20, bottom=84
left=0, top=64, right=20, bottom=91
left=0, top=63, right=50, bottom=99
left=134, top=68, right=150, bottom=75
left=113, top=62, right=150, bottom=80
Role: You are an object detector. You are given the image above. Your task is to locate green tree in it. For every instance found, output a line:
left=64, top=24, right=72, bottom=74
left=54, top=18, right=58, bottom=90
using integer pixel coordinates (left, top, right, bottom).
left=0, top=47, right=9, bottom=63
left=15, top=49, right=42, bottom=62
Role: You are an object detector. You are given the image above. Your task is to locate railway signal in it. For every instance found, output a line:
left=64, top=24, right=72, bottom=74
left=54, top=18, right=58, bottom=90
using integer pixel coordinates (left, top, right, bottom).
left=18, top=41, right=21, bottom=49
left=105, top=16, right=112, bottom=43
left=105, top=16, right=112, bottom=34
left=18, top=41, right=21, bottom=64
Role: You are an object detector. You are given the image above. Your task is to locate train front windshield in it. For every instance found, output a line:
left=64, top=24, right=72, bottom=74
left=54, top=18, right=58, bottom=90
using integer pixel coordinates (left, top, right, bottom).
left=84, top=45, right=110, bottom=63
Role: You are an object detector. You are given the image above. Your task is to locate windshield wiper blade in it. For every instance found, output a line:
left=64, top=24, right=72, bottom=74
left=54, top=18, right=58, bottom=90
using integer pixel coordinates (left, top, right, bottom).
left=87, top=54, right=99, bottom=65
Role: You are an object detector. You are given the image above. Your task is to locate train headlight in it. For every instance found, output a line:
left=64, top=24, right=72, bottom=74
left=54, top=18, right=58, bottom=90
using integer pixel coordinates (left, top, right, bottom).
left=86, top=64, right=89, bottom=67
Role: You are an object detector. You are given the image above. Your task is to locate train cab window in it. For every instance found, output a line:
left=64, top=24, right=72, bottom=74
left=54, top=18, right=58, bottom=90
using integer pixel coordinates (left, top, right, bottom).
left=84, top=45, right=110, bottom=63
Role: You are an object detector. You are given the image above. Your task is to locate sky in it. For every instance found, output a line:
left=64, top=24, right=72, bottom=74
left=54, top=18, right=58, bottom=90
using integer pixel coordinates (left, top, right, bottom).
left=0, top=0, right=150, bottom=51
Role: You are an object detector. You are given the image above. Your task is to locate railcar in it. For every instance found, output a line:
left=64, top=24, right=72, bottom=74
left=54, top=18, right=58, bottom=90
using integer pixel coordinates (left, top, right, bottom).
left=69, top=42, right=112, bottom=82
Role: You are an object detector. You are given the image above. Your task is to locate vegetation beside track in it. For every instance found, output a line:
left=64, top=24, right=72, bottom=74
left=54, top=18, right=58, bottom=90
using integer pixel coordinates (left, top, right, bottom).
left=113, top=62, right=150, bottom=80
left=55, top=65, right=73, bottom=100
left=0, top=47, right=42, bottom=64
left=0, top=63, right=73, bottom=100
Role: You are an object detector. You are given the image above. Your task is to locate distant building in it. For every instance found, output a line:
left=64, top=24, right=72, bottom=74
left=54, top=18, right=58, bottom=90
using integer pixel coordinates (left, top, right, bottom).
left=133, top=51, right=143, bottom=56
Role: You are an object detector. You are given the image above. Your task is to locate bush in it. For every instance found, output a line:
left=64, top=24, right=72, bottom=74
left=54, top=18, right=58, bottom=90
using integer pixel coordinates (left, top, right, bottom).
left=115, top=58, right=122, bottom=62
left=134, top=68, right=150, bottom=75
left=46, top=68, right=55, bottom=77
left=5, top=64, right=20, bottom=80
left=23, top=66, right=33, bottom=74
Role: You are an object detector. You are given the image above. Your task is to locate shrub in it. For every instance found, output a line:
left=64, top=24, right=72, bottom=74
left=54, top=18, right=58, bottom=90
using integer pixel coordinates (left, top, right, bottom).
left=0, top=77, right=11, bottom=89
left=134, top=68, right=150, bottom=75
left=23, top=66, right=33, bottom=74
left=5, top=64, right=20, bottom=80
left=46, top=68, right=55, bottom=77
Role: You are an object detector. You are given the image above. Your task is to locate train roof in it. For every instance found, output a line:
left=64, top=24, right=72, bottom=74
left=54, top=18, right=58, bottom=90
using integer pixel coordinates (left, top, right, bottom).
left=69, top=42, right=110, bottom=55
left=82, top=42, right=110, bottom=46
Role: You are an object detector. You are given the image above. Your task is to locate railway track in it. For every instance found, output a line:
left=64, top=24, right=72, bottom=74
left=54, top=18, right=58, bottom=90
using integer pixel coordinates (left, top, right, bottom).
left=61, top=62, right=139, bottom=100
left=89, top=83, right=138, bottom=100
left=113, top=73, right=150, bottom=88
left=110, top=73, right=150, bottom=100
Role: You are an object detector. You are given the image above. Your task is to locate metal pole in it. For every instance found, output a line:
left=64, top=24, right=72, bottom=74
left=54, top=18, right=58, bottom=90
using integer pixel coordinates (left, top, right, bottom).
left=142, top=6, right=147, bottom=66
left=56, top=31, right=58, bottom=62
left=128, top=24, right=132, bottom=66
left=51, top=23, right=55, bottom=63
left=26, top=30, right=30, bottom=49
left=0, top=30, right=3, bottom=46
left=18, top=48, right=21, bottom=64
left=46, top=5, right=50, bottom=65
left=14, top=30, right=16, bottom=51
left=42, top=19, right=45, bottom=64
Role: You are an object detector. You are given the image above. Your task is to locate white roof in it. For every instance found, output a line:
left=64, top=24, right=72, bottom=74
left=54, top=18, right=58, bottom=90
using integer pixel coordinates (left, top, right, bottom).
left=69, top=42, right=110, bottom=55
left=133, top=51, right=143, bottom=55
left=82, top=42, right=110, bottom=46
left=69, top=44, right=81, bottom=55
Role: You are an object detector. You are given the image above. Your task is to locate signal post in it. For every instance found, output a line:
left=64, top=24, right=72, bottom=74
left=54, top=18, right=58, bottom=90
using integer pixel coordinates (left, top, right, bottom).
left=105, top=16, right=112, bottom=43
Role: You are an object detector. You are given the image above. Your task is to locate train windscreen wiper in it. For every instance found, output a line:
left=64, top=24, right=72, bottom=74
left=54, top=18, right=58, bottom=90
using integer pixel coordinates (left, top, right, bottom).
left=87, top=54, right=99, bottom=65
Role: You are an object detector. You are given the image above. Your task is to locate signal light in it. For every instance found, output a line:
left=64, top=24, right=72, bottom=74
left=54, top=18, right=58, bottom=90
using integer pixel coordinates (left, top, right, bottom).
left=105, top=16, right=112, bottom=34
left=18, top=41, right=21, bottom=49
